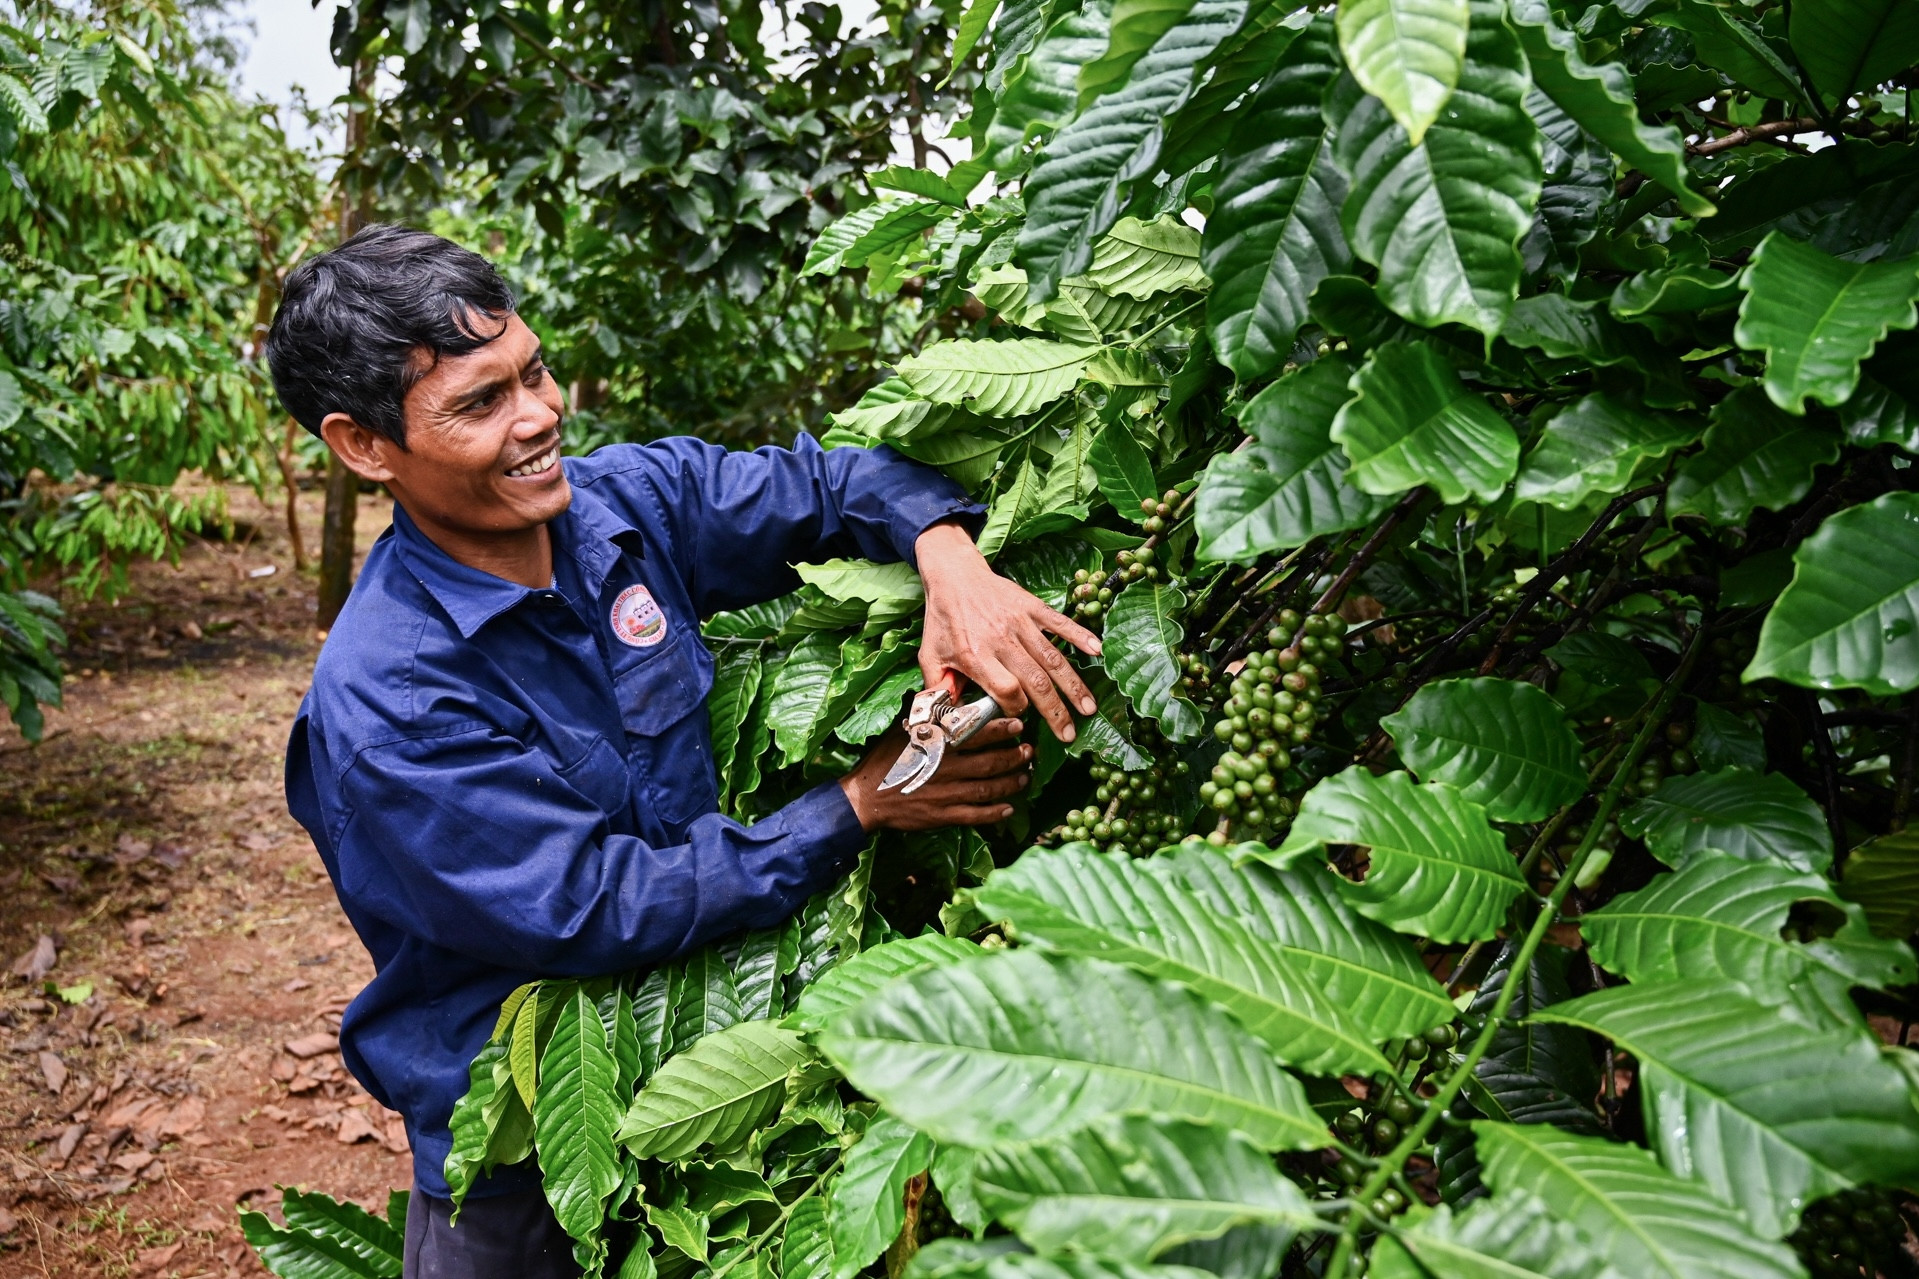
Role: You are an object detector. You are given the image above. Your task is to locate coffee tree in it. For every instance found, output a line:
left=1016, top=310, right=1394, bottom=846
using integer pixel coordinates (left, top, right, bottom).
left=0, top=0, right=328, bottom=738
left=250, top=0, right=1919, bottom=1276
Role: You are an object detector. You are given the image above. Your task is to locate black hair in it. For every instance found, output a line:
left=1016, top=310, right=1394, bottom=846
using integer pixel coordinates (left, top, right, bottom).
left=265, top=224, right=517, bottom=446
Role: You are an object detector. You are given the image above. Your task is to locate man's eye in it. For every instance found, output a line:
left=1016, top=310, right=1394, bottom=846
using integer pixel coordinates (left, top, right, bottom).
left=525, top=363, right=549, bottom=385
left=466, top=389, right=499, bottom=413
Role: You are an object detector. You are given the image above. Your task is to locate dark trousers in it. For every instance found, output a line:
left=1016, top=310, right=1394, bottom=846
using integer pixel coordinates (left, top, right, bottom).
left=404, top=1185, right=577, bottom=1279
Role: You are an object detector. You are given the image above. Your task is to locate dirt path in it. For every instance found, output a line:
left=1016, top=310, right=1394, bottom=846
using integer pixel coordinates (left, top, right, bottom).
left=0, top=485, right=409, bottom=1278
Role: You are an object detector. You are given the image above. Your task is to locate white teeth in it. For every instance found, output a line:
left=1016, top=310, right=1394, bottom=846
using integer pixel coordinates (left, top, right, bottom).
left=507, top=447, right=558, bottom=478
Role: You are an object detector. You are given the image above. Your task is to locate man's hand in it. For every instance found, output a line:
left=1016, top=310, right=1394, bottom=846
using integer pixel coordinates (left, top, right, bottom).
left=915, top=520, right=1102, bottom=741
left=840, top=717, right=1031, bottom=831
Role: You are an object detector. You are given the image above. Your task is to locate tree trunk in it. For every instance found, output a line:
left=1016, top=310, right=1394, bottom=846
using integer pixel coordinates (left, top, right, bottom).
left=316, top=58, right=377, bottom=630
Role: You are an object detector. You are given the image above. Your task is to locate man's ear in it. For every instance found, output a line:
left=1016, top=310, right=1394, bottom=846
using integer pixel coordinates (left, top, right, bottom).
left=319, top=413, right=400, bottom=483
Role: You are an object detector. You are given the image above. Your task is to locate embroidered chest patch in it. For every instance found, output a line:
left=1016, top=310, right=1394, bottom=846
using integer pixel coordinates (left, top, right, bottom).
left=611, top=584, right=668, bottom=648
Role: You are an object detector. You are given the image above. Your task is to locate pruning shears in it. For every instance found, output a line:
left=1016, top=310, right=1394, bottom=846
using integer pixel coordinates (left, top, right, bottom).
left=877, top=673, right=1004, bottom=795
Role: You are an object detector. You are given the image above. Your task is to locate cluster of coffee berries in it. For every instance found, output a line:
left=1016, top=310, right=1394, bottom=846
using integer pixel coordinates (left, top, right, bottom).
left=1707, top=630, right=1760, bottom=705
left=1195, top=637, right=1328, bottom=841
left=1067, top=548, right=1165, bottom=623
left=1325, top=1024, right=1460, bottom=1213
left=1177, top=649, right=1217, bottom=700
left=1051, top=755, right=1192, bottom=856
left=1790, top=1185, right=1912, bottom=1277
left=1137, top=488, right=1180, bottom=535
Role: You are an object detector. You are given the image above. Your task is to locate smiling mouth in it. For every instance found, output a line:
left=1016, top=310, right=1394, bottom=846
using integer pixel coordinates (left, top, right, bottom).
left=505, top=445, right=560, bottom=479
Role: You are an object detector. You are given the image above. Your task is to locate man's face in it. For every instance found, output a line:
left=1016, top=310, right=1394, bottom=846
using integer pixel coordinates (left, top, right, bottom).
left=380, top=314, right=572, bottom=536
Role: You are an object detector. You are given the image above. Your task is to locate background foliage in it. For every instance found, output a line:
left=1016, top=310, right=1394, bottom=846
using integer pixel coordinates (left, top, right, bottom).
left=0, top=0, right=326, bottom=738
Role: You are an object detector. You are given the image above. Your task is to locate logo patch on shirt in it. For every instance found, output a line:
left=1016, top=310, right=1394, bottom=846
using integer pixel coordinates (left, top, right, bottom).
left=611, top=584, right=668, bottom=648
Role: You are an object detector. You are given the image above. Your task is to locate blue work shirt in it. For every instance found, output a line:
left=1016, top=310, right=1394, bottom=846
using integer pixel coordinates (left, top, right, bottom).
left=285, top=435, right=982, bottom=1199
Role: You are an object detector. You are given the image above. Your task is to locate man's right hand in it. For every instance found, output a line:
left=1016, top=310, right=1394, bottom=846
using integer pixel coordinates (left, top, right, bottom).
left=839, top=717, right=1031, bottom=831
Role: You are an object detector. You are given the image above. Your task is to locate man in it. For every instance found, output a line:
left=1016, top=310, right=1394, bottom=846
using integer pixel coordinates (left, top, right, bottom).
left=266, top=226, right=1102, bottom=1278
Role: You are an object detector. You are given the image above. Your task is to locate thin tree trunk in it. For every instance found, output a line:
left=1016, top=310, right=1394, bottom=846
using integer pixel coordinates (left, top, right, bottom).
left=277, top=419, right=309, bottom=571
left=316, top=57, right=376, bottom=630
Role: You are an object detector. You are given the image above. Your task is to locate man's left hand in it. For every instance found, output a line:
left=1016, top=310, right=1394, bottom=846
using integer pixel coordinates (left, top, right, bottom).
left=914, top=520, right=1103, bottom=742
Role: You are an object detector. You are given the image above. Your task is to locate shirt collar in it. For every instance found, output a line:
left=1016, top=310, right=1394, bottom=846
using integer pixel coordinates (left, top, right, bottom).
left=389, top=489, right=644, bottom=640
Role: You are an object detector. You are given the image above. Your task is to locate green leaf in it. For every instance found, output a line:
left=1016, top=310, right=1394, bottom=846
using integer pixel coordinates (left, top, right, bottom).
left=985, top=0, right=1117, bottom=173
left=1331, top=341, right=1520, bottom=504
left=1538, top=979, right=1919, bottom=1237
left=1331, top=0, right=1542, bottom=336
left=871, top=166, right=971, bottom=207
left=1736, top=234, right=1919, bottom=413
left=510, top=985, right=543, bottom=1109
left=1268, top=767, right=1525, bottom=944
left=732, top=924, right=797, bottom=1023
left=805, top=204, right=897, bottom=276
left=1506, top=0, right=1711, bottom=217
left=1200, top=14, right=1350, bottom=379
left=1101, top=582, right=1205, bottom=742
left=1473, top=1122, right=1805, bottom=1279
left=1068, top=663, right=1155, bottom=771
left=899, top=338, right=1101, bottom=417
left=632, top=967, right=676, bottom=1081
left=1668, top=385, right=1841, bottom=526
left=1620, top=766, right=1832, bottom=873
left=1611, top=263, right=1744, bottom=318
left=709, top=647, right=765, bottom=803
left=795, top=560, right=924, bottom=606
left=1459, top=943, right=1602, bottom=1134
left=1656, top=0, right=1803, bottom=103
left=1372, top=1190, right=1627, bottom=1279
left=1746, top=492, right=1919, bottom=696
left=976, top=846, right=1391, bottom=1075
left=648, top=1200, right=710, bottom=1261
left=1690, top=703, right=1766, bottom=774
left=615, top=1020, right=814, bottom=1160
left=1787, top=0, right=1919, bottom=108
left=1161, top=844, right=1455, bottom=1042
left=1088, top=421, right=1158, bottom=521
left=1512, top=394, right=1703, bottom=512
left=768, top=633, right=843, bottom=768
left=0, top=72, right=47, bottom=135
left=905, top=1250, right=1216, bottom=1279
left=1840, top=829, right=1919, bottom=939
left=980, top=456, right=1048, bottom=560
left=1085, top=216, right=1208, bottom=298
left=534, top=987, right=624, bottom=1268
left=817, top=950, right=1327, bottom=1151
left=670, top=946, right=746, bottom=1052
left=275, top=1187, right=405, bottom=1277
left=974, top=1115, right=1310, bottom=1276
left=787, top=935, right=983, bottom=1033
left=1334, top=0, right=1468, bottom=146
left=829, top=1114, right=936, bottom=1279
left=836, top=668, right=925, bottom=746
left=784, top=1197, right=837, bottom=1279
left=1195, top=357, right=1388, bottom=564
left=1016, top=0, right=1245, bottom=300
left=442, top=1049, right=533, bottom=1211
left=1382, top=677, right=1585, bottom=822
left=1076, top=0, right=1197, bottom=108
left=243, top=1209, right=396, bottom=1279
left=1581, top=848, right=1914, bottom=1029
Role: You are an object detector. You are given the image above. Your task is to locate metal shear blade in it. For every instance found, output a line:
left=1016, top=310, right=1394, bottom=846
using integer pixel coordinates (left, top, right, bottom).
left=878, top=688, right=1003, bottom=794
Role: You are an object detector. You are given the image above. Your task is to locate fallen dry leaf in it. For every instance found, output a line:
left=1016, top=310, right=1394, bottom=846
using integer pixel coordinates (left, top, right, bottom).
left=10, top=934, right=56, bottom=982
left=284, top=1032, right=338, bottom=1059
left=38, top=1050, right=66, bottom=1094
left=52, top=1123, right=85, bottom=1165
left=136, top=1240, right=184, bottom=1274
left=157, top=1096, right=206, bottom=1138
left=113, top=1149, right=155, bottom=1173
left=335, top=1110, right=380, bottom=1145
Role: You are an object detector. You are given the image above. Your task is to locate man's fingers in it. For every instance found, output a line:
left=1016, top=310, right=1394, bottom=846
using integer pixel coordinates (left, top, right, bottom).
left=919, top=768, right=1030, bottom=804
left=1039, top=606, right=1103, bottom=659
left=955, top=717, right=1025, bottom=750
left=970, top=658, right=1030, bottom=716
left=1021, top=629, right=1096, bottom=720
left=937, top=742, right=1029, bottom=779
left=1002, top=642, right=1076, bottom=741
